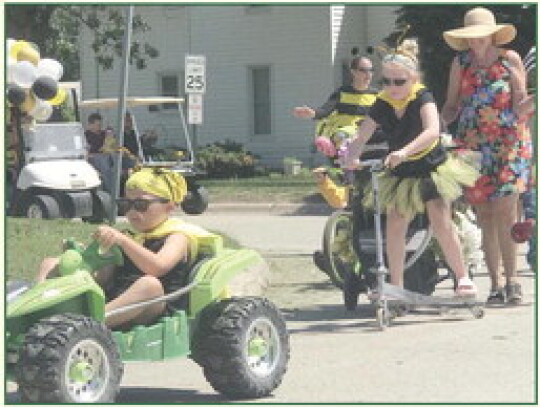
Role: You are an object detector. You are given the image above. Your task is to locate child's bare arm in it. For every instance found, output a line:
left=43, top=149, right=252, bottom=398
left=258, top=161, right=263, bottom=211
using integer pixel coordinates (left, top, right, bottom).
left=93, top=226, right=189, bottom=278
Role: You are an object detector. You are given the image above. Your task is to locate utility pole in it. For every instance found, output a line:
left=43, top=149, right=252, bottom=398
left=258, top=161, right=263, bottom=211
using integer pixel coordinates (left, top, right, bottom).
left=108, top=5, right=133, bottom=224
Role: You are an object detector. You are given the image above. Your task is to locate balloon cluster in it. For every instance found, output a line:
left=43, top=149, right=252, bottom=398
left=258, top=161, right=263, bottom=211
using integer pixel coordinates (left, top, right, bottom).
left=6, top=39, right=66, bottom=122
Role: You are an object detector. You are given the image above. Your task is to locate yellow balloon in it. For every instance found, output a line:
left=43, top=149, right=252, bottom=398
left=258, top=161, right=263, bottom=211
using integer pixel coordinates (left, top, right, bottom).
left=48, top=88, right=67, bottom=106
left=9, top=41, right=27, bottom=59
left=20, top=91, right=36, bottom=113
left=11, top=40, right=40, bottom=65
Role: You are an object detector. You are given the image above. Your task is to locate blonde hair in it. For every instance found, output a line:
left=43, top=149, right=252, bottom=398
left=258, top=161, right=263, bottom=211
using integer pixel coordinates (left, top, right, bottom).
left=382, top=38, right=419, bottom=72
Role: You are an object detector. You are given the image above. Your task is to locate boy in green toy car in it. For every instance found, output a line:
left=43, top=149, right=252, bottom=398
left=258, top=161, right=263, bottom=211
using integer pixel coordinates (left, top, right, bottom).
left=37, top=167, right=201, bottom=328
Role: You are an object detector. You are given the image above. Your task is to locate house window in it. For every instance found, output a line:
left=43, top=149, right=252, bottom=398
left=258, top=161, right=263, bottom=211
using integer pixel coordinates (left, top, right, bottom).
left=249, top=66, right=271, bottom=135
left=158, top=73, right=182, bottom=110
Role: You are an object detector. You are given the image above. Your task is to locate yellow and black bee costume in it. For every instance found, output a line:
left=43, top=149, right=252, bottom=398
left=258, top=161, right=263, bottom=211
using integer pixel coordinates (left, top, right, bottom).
left=363, top=84, right=479, bottom=218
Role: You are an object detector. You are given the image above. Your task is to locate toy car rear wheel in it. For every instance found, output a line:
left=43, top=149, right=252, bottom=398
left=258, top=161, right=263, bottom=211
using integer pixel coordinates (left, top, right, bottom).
left=16, top=313, right=123, bottom=403
left=191, top=297, right=289, bottom=399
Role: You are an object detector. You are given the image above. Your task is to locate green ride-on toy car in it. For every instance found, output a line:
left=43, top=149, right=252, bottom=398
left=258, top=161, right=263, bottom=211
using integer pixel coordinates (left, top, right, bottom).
left=6, top=229, right=289, bottom=403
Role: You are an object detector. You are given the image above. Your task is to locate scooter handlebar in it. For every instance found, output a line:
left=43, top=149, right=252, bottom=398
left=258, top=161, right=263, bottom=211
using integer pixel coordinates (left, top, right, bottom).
left=359, top=158, right=385, bottom=171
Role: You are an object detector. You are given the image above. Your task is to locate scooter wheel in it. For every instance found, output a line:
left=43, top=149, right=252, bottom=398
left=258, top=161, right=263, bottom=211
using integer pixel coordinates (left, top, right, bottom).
left=471, top=306, right=485, bottom=319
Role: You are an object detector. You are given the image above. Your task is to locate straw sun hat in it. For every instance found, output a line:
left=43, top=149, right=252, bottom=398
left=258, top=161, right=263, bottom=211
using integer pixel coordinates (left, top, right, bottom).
left=443, top=7, right=516, bottom=51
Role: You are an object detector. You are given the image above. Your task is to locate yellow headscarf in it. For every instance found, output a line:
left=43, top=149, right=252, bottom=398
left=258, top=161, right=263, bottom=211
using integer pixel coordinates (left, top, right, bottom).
left=377, top=83, right=425, bottom=111
left=125, top=167, right=187, bottom=203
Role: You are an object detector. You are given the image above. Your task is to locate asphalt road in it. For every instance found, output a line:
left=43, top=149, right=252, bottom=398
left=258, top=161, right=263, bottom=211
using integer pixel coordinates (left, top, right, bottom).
left=6, top=211, right=536, bottom=405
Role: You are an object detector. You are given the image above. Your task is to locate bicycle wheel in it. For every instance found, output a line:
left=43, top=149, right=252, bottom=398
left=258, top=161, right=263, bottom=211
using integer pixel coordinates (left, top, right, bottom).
left=322, top=210, right=360, bottom=289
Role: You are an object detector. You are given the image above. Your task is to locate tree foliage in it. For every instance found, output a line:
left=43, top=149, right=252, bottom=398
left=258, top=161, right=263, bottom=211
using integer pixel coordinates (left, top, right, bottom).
left=384, top=4, right=536, bottom=105
left=6, top=5, right=159, bottom=81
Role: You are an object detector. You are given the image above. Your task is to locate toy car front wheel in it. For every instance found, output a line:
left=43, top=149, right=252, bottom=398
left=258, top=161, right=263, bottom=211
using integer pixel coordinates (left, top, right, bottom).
left=191, top=297, right=289, bottom=399
left=16, top=313, right=123, bottom=403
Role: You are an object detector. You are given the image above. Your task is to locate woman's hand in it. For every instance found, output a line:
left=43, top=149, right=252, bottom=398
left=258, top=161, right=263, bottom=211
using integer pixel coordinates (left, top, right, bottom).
left=338, top=152, right=361, bottom=170
left=292, top=106, right=315, bottom=119
left=92, top=226, right=126, bottom=252
left=384, top=150, right=408, bottom=169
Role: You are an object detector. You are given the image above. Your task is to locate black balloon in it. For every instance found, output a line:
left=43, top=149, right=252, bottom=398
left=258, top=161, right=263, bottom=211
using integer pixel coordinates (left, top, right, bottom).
left=7, top=83, right=26, bottom=106
left=32, top=75, right=58, bottom=100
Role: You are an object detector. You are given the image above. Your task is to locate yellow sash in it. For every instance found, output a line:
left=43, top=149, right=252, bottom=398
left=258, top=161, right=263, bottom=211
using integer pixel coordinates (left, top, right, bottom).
left=130, top=218, right=222, bottom=263
left=377, top=83, right=425, bottom=111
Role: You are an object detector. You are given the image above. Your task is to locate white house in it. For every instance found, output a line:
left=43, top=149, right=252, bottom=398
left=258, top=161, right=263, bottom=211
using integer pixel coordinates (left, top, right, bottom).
left=79, top=5, right=398, bottom=168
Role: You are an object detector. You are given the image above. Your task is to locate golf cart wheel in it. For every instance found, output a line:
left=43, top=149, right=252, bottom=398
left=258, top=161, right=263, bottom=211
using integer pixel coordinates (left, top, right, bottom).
left=181, top=185, right=209, bottom=215
left=375, top=307, right=390, bottom=330
left=322, top=210, right=358, bottom=289
left=83, top=190, right=112, bottom=223
left=191, top=297, right=289, bottom=399
left=21, top=194, right=61, bottom=219
left=403, top=246, right=438, bottom=296
left=16, top=313, right=123, bottom=403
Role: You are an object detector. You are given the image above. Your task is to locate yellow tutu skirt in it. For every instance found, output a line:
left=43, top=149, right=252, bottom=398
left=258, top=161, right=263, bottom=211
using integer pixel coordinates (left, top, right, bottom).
left=362, top=153, right=480, bottom=218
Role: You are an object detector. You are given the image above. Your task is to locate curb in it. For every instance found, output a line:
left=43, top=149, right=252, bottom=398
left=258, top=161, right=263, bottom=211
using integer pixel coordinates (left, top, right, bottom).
left=180, top=202, right=333, bottom=216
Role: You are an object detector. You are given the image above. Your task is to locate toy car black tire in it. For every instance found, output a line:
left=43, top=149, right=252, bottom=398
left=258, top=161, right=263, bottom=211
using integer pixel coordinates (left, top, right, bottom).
left=191, top=297, right=289, bottom=399
left=16, top=313, right=123, bottom=403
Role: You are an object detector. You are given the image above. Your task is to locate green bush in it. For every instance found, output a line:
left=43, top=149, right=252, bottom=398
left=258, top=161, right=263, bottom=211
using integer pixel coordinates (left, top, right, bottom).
left=196, top=140, right=259, bottom=179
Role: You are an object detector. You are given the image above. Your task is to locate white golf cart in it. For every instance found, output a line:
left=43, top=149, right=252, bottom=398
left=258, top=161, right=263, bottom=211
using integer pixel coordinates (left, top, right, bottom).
left=7, top=84, right=112, bottom=221
left=78, top=97, right=209, bottom=215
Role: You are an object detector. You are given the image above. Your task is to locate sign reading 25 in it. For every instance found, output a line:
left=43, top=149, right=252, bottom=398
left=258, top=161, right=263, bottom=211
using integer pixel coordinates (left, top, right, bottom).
left=185, top=55, right=206, bottom=94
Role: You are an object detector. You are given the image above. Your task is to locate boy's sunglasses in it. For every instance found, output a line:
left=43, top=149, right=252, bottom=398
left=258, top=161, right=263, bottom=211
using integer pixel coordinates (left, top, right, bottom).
left=116, top=198, right=169, bottom=213
left=382, top=77, right=408, bottom=87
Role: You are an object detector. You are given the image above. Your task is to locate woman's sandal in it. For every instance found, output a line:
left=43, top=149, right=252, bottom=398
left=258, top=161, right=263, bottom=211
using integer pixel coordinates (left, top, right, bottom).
left=455, top=277, right=478, bottom=297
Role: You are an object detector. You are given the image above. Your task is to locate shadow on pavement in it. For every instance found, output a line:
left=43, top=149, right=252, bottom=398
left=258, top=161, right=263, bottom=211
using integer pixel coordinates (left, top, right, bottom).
left=281, top=301, right=496, bottom=335
left=117, top=387, right=225, bottom=403
left=5, top=388, right=225, bottom=404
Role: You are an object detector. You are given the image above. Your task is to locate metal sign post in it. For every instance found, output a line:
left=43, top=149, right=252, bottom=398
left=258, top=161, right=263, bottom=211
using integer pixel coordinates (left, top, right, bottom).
left=185, top=55, right=206, bottom=150
left=108, top=5, right=133, bottom=224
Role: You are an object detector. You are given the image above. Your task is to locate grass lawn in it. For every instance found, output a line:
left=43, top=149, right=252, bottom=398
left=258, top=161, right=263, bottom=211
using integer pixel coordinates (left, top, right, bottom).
left=5, top=217, right=239, bottom=282
left=199, top=172, right=323, bottom=203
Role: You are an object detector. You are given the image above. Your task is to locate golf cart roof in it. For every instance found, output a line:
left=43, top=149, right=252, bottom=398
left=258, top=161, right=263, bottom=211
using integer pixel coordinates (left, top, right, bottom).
left=79, top=96, right=185, bottom=109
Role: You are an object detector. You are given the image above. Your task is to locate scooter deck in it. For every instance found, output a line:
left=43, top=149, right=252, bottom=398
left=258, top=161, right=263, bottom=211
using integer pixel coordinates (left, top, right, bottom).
left=376, top=282, right=482, bottom=308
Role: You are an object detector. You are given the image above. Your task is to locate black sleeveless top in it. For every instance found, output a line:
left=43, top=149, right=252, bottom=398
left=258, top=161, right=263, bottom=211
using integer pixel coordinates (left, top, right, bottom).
left=369, top=88, right=447, bottom=177
left=111, top=236, right=191, bottom=309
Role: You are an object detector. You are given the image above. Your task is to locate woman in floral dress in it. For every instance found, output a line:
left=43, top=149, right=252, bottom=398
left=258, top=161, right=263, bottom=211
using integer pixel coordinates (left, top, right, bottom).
left=442, top=7, right=532, bottom=304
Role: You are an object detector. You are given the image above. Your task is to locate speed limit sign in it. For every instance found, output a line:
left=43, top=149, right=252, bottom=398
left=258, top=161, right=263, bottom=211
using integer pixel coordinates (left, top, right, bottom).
left=185, top=55, right=206, bottom=94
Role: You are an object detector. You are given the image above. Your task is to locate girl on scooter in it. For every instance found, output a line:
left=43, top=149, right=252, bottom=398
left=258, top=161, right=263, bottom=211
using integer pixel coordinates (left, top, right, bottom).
left=341, top=38, right=479, bottom=297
